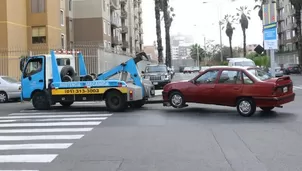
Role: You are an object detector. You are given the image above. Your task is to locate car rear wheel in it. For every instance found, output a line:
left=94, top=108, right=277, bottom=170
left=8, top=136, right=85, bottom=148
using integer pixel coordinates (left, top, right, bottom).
left=260, top=107, right=274, bottom=112
left=236, top=98, right=256, bottom=117
left=169, top=91, right=185, bottom=108
left=0, top=91, right=8, bottom=103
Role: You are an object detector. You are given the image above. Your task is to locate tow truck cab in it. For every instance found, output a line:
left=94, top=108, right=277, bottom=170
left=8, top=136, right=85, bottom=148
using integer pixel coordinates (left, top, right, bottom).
left=19, top=50, right=155, bottom=112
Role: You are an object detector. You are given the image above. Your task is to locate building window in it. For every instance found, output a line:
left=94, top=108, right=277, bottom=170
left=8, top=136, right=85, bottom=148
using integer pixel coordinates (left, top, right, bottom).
left=60, top=10, right=64, bottom=26
left=69, top=20, right=73, bottom=31
left=104, top=40, right=107, bottom=48
left=103, top=20, right=106, bottom=34
left=32, top=26, right=46, bottom=44
left=103, top=0, right=106, bottom=11
left=69, top=0, right=72, bottom=11
left=61, top=34, right=65, bottom=49
left=31, top=0, right=45, bottom=13
left=108, top=22, right=110, bottom=36
left=286, top=30, right=291, bottom=40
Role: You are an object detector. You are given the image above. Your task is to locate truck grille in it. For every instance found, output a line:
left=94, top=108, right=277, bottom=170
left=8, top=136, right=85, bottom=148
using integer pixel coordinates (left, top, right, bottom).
left=150, top=75, right=161, bottom=80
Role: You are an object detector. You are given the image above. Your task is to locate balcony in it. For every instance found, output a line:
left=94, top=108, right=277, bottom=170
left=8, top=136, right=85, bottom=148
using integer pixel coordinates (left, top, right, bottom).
left=139, top=16, right=143, bottom=24
left=110, top=0, right=119, bottom=10
left=122, top=41, right=129, bottom=48
left=139, top=37, right=143, bottom=44
left=277, top=2, right=284, bottom=9
left=292, top=36, right=299, bottom=42
left=138, top=0, right=141, bottom=4
left=121, top=25, right=128, bottom=33
left=277, top=15, right=284, bottom=21
left=278, top=39, right=284, bottom=45
left=111, top=16, right=121, bottom=28
left=120, top=0, right=127, bottom=5
left=133, top=0, right=137, bottom=7
left=112, top=36, right=119, bottom=45
left=134, top=24, right=139, bottom=30
left=139, top=28, right=143, bottom=34
left=138, top=7, right=142, bottom=13
left=121, top=10, right=127, bottom=19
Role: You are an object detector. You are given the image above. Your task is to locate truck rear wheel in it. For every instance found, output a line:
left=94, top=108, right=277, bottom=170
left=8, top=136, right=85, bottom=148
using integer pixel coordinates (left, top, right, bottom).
left=32, top=91, right=51, bottom=110
left=105, top=90, right=127, bottom=112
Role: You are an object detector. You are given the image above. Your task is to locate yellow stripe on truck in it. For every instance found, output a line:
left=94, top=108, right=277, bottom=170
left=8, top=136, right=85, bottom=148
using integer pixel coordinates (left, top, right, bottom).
left=51, top=87, right=128, bottom=95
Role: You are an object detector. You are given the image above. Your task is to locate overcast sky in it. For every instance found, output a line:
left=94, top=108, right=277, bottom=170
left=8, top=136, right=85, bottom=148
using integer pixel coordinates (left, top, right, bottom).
left=142, top=0, right=264, bottom=47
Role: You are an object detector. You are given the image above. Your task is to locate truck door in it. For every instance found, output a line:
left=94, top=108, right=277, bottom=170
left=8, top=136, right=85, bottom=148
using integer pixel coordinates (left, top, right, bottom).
left=21, top=56, right=45, bottom=99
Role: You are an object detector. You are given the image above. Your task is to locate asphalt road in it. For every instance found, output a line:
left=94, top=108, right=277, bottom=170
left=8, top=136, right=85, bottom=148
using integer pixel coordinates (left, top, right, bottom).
left=0, top=73, right=301, bottom=171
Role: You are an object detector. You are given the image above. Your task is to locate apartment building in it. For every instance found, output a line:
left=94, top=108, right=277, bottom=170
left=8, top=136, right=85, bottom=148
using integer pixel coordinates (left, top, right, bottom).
left=276, top=0, right=301, bottom=64
left=0, top=0, right=68, bottom=77
left=73, top=0, right=144, bottom=55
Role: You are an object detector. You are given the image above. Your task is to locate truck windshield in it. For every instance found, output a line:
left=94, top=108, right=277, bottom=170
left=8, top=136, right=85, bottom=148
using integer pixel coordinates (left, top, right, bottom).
left=235, top=61, right=255, bottom=66
left=57, top=58, right=71, bottom=66
left=247, top=68, right=272, bottom=81
left=145, top=66, right=167, bottom=72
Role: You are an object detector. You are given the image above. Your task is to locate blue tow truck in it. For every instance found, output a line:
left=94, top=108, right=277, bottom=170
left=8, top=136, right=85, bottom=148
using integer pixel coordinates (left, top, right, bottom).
left=19, top=50, right=155, bottom=112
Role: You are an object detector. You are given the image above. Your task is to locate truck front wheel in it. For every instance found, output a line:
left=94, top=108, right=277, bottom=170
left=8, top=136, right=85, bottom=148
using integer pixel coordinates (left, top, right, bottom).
left=32, top=91, right=51, bottom=110
left=105, top=90, right=127, bottom=112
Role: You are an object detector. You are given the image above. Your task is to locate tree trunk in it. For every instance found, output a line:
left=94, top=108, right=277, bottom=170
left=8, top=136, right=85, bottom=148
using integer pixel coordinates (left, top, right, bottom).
left=243, top=29, right=247, bottom=57
left=228, top=36, right=233, bottom=57
left=155, top=0, right=163, bottom=64
left=294, top=8, right=302, bottom=65
left=163, top=0, right=172, bottom=67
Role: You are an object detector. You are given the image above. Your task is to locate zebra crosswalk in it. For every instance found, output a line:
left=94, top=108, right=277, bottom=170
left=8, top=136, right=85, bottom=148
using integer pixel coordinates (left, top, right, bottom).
left=0, top=110, right=112, bottom=170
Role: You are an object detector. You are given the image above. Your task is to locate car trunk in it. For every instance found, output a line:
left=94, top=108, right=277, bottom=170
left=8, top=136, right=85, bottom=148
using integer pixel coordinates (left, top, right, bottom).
left=265, top=76, right=293, bottom=96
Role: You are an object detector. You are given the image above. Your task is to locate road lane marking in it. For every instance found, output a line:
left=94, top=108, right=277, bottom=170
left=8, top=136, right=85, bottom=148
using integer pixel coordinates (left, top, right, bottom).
left=0, top=170, right=39, bottom=171
left=0, top=122, right=101, bottom=127
left=1, top=114, right=111, bottom=119
left=10, top=112, right=113, bottom=116
left=0, top=143, right=72, bottom=150
left=0, top=128, right=93, bottom=133
left=30, top=117, right=107, bottom=122
left=0, top=120, right=16, bottom=123
left=294, top=86, right=302, bottom=90
left=0, top=154, right=57, bottom=163
left=0, top=135, right=84, bottom=141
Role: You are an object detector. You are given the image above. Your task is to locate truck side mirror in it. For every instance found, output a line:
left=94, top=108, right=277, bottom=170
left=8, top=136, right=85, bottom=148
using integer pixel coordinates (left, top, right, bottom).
left=141, top=71, right=145, bottom=74
left=20, top=58, right=25, bottom=71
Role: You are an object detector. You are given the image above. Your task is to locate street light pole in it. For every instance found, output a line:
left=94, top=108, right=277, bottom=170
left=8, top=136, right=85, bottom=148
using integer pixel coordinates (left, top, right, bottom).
left=194, top=24, right=200, bottom=69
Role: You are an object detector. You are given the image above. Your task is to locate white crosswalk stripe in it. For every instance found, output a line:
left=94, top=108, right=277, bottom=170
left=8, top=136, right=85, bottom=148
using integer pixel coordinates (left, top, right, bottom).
left=293, top=85, right=302, bottom=90
left=0, top=111, right=113, bottom=170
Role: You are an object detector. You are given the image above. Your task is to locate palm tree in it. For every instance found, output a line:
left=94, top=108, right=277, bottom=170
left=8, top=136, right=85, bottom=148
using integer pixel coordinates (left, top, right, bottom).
left=290, top=0, right=302, bottom=65
left=190, top=44, right=205, bottom=63
left=154, top=0, right=164, bottom=64
left=162, top=0, right=175, bottom=68
left=221, top=14, right=236, bottom=57
left=236, top=6, right=251, bottom=57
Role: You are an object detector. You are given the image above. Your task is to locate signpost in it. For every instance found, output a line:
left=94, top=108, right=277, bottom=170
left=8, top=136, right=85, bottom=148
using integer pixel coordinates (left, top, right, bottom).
left=262, top=0, right=278, bottom=77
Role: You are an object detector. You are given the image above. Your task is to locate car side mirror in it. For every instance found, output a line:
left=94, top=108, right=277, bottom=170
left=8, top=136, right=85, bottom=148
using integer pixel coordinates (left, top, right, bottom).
left=141, top=71, right=145, bottom=74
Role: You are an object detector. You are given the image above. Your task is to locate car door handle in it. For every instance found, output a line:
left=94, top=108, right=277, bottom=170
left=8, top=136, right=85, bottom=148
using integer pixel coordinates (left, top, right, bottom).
left=39, top=80, right=43, bottom=82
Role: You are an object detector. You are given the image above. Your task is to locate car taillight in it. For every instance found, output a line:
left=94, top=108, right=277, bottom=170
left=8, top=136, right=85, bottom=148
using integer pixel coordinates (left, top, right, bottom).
left=129, top=90, right=133, bottom=100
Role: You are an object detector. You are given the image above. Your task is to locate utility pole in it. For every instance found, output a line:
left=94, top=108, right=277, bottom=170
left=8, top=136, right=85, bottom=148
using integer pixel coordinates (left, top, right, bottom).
left=219, top=21, right=223, bottom=62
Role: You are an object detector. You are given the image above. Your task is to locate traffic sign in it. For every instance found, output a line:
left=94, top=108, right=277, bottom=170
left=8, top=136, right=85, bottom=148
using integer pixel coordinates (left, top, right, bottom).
left=263, top=23, right=278, bottom=50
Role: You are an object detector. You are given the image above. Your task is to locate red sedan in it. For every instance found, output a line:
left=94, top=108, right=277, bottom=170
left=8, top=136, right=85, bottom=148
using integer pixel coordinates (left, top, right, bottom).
left=162, top=66, right=295, bottom=117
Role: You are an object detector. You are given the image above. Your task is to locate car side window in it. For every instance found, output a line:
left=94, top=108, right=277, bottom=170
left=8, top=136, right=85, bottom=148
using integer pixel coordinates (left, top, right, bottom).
left=218, top=70, right=241, bottom=84
left=243, top=72, right=253, bottom=84
left=195, top=70, right=219, bottom=84
left=24, top=58, right=43, bottom=77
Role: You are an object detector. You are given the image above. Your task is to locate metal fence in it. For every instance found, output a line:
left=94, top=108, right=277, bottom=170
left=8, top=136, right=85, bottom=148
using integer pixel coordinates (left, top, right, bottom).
left=0, top=44, right=152, bottom=80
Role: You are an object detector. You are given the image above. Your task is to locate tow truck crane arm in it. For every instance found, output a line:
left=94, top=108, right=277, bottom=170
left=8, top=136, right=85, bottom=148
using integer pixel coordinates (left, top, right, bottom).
left=97, top=52, right=148, bottom=88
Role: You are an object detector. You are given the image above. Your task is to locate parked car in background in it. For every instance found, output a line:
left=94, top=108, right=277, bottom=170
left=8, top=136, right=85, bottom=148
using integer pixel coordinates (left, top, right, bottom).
left=227, top=57, right=256, bottom=67
left=192, top=67, right=200, bottom=73
left=268, top=67, right=284, bottom=77
left=282, top=64, right=301, bottom=74
left=0, top=76, right=22, bottom=103
left=142, top=64, right=171, bottom=89
left=167, top=67, right=175, bottom=79
left=183, top=67, right=193, bottom=74
left=162, top=66, right=295, bottom=117
left=199, top=66, right=210, bottom=73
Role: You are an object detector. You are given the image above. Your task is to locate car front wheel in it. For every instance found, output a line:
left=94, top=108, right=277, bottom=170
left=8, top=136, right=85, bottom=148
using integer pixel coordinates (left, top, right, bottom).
left=169, top=91, right=185, bottom=108
left=236, top=98, right=256, bottom=117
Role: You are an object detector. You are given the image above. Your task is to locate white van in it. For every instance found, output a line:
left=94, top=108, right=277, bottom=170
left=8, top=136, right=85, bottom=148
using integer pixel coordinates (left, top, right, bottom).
left=227, top=57, right=256, bottom=67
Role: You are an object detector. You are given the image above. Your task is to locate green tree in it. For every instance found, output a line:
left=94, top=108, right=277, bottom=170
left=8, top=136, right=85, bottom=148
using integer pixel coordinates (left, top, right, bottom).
left=236, top=6, right=251, bottom=57
left=162, top=0, right=175, bottom=68
left=221, top=14, right=236, bottom=58
left=290, top=0, right=302, bottom=65
left=190, top=44, right=205, bottom=63
left=154, top=0, right=163, bottom=64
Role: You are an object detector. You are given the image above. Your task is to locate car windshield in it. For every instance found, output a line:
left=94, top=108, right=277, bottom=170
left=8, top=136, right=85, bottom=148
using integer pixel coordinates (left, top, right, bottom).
left=145, top=66, right=167, bottom=72
left=234, top=61, right=255, bottom=66
left=1, top=76, right=19, bottom=83
left=247, top=68, right=272, bottom=81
